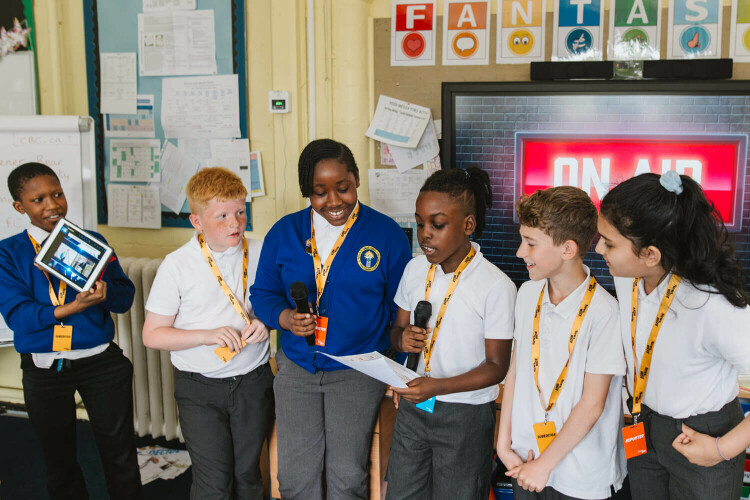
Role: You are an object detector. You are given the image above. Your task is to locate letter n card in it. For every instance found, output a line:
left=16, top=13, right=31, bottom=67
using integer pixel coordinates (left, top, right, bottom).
left=392, top=0, right=437, bottom=66
left=497, top=0, right=546, bottom=64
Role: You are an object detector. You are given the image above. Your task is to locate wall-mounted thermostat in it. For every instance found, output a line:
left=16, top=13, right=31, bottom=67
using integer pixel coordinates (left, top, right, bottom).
left=269, top=91, right=290, bottom=113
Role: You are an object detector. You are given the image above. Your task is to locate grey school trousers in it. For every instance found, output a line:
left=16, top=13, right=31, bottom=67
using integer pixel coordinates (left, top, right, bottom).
left=273, top=348, right=386, bottom=500
left=385, top=398, right=496, bottom=500
left=627, top=399, right=744, bottom=500
left=174, top=363, right=274, bottom=500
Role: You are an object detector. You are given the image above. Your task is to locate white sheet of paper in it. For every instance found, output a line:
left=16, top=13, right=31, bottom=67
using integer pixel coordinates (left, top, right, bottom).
left=209, top=139, right=252, bottom=201
left=320, top=351, right=419, bottom=388
left=388, top=117, right=440, bottom=173
left=105, top=95, right=156, bottom=138
left=107, top=184, right=162, bottom=229
left=143, top=0, right=196, bottom=11
left=138, top=10, right=217, bottom=76
left=159, top=141, right=200, bottom=213
left=161, top=75, right=240, bottom=138
left=109, top=139, right=161, bottom=182
left=100, top=53, right=137, bottom=114
left=368, top=168, right=430, bottom=215
left=207, top=154, right=252, bottom=202
left=365, top=95, right=431, bottom=148
left=177, top=138, right=212, bottom=165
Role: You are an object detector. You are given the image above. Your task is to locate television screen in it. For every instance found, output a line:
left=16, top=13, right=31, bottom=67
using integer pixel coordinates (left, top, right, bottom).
left=443, top=81, right=750, bottom=289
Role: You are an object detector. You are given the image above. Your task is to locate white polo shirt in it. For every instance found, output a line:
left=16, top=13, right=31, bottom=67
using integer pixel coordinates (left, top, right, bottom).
left=394, top=242, right=516, bottom=405
left=511, top=268, right=626, bottom=500
left=146, top=234, right=269, bottom=378
left=614, top=274, right=750, bottom=419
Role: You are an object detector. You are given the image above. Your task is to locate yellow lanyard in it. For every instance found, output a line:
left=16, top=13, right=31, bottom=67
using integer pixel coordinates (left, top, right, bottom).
left=197, top=233, right=251, bottom=326
left=532, top=277, right=597, bottom=420
left=309, top=204, right=360, bottom=308
left=630, top=274, right=681, bottom=417
left=422, top=246, right=476, bottom=375
left=28, top=233, right=66, bottom=306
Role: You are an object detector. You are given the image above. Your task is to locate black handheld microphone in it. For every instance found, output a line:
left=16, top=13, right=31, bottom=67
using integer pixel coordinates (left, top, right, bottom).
left=290, top=281, right=315, bottom=346
left=406, top=300, right=432, bottom=371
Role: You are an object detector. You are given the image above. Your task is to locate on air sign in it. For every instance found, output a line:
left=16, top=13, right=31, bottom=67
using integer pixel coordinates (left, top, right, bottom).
left=515, top=133, right=748, bottom=230
left=391, top=0, right=437, bottom=66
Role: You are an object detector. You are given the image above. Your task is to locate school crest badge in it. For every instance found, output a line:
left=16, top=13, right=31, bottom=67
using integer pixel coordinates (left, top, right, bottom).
left=304, top=238, right=312, bottom=255
left=357, top=246, right=380, bottom=272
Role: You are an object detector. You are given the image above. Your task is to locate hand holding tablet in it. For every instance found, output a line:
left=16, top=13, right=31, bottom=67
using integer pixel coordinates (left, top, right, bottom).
left=34, top=218, right=114, bottom=293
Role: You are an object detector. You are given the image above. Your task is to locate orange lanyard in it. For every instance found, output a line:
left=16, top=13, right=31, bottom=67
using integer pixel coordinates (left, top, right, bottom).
left=630, top=274, right=681, bottom=419
left=422, top=246, right=476, bottom=374
left=309, top=204, right=360, bottom=308
left=531, top=277, right=597, bottom=421
left=28, top=233, right=66, bottom=306
left=197, top=233, right=251, bottom=326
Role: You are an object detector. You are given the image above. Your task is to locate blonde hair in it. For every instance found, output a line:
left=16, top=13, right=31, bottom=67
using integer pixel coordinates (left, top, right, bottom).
left=185, top=167, right=247, bottom=214
left=516, top=186, right=598, bottom=258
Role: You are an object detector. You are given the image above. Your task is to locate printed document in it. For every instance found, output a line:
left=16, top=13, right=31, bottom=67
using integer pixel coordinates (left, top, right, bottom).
left=368, top=168, right=430, bottom=215
left=100, top=53, right=137, bottom=114
left=105, top=95, right=156, bottom=138
left=366, top=95, right=431, bottom=148
left=161, top=75, right=240, bottom=138
left=138, top=10, right=217, bottom=76
left=388, top=117, right=440, bottom=173
left=143, top=0, right=196, bottom=11
left=109, top=139, right=161, bottom=182
left=107, top=184, right=162, bottom=229
left=159, top=141, right=200, bottom=213
left=320, top=352, right=419, bottom=388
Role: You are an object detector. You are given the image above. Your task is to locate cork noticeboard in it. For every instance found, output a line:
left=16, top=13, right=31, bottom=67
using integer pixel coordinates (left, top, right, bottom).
left=373, top=10, right=750, bottom=125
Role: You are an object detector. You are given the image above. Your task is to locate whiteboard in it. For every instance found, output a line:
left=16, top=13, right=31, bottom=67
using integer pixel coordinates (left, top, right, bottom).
left=0, top=52, right=37, bottom=115
left=0, top=115, right=97, bottom=343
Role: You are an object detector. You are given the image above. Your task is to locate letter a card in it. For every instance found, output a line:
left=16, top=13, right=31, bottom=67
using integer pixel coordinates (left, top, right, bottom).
left=608, top=0, right=662, bottom=59
left=392, top=0, right=437, bottom=66
left=552, top=0, right=605, bottom=60
left=667, top=0, right=722, bottom=58
left=443, top=0, right=491, bottom=65
left=497, top=0, right=546, bottom=64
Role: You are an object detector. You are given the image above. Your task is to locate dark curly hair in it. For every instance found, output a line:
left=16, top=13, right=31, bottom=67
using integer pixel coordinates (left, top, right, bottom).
left=419, top=166, right=493, bottom=238
left=7, top=162, right=59, bottom=201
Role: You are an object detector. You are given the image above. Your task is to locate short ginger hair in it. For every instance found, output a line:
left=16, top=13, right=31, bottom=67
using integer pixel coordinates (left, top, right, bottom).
left=516, top=186, right=598, bottom=258
left=185, top=167, right=247, bottom=214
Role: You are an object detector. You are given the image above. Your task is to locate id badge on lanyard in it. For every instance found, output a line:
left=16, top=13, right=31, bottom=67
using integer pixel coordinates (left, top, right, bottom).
left=623, top=275, right=681, bottom=459
left=29, top=233, right=72, bottom=352
left=309, top=205, right=360, bottom=348
left=531, top=278, right=597, bottom=453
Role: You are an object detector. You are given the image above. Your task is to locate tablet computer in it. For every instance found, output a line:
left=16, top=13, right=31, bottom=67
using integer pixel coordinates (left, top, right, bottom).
left=34, top=218, right=114, bottom=293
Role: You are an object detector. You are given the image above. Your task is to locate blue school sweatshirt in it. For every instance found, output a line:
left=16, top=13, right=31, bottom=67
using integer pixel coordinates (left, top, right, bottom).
left=0, top=230, right=135, bottom=353
left=250, top=204, right=411, bottom=373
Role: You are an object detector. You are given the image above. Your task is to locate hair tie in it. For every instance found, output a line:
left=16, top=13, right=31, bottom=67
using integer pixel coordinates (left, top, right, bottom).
left=464, top=169, right=470, bottom=179
left=659, top=170, right=683, bottom=195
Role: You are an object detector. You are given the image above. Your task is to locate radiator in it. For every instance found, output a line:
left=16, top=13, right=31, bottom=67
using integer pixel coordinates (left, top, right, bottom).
left=114, top=257, right=182, bottom=442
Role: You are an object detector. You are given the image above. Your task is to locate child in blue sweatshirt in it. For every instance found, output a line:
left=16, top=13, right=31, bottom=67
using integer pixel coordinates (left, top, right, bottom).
left=0, top=162, right=142, bottom=500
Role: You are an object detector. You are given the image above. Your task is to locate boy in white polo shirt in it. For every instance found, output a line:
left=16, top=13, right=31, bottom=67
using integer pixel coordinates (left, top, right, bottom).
left=497, top=186, right=626, bottom=500
left=142, top=167, right=273, bottom=500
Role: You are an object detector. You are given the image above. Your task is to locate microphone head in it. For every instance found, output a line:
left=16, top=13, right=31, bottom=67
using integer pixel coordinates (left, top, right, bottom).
left=290, top=281, right=308, bottom=301
left=414, top=300, right=432, bottom=327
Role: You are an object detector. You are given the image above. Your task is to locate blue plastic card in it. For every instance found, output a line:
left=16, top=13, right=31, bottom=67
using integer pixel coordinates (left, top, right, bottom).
left=416, top=396, right=436, bottom=413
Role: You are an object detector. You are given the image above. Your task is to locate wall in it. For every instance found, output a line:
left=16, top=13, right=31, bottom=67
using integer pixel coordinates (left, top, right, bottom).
left=0, top=0, right=747, bottom=403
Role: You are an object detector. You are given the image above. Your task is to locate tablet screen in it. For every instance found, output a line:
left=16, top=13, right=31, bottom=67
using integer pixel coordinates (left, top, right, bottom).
left=40, top=224, right=108, bottom=290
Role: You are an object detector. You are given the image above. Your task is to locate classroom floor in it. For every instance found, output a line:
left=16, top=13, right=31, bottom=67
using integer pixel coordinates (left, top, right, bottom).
left=0, top=412, right=192, bottom=499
